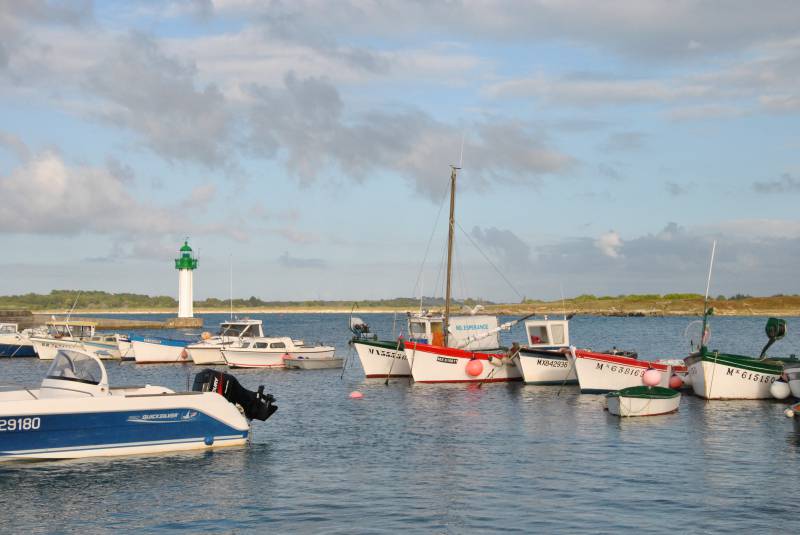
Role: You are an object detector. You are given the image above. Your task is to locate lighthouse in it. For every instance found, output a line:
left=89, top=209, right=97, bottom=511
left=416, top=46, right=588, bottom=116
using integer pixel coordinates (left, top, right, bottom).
left=175, top=240, right=198, bottom=318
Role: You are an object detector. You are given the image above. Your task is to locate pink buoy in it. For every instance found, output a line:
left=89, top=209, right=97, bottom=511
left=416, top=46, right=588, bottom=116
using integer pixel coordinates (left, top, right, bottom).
left=642, top=368, right=662, bottom=387
left=349, top=391, right=364, bottom=399
left=465, top=358, right=484, bottom=377
left=668, top=374, right=683, bottom=389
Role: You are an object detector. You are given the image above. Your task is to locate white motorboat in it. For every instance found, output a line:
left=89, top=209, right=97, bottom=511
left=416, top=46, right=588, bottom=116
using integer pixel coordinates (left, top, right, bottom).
left=187, top=319, right=265, bottom=365
left=222, top=337, right=335, bottom=369
left=785, top=361, right=800, bottom=399
left=606, top=386, right=681, bottom=417
left=29, top=321, right=119, bottom=361
left=0, top=323, right=37, bottom=357
left=131, top=336, right=190, bottom=364
left=0, top=349, right=277, bottom=461
left=514, top=318, right=575, bottom=385
left=284, top=356, right=344, bottom=370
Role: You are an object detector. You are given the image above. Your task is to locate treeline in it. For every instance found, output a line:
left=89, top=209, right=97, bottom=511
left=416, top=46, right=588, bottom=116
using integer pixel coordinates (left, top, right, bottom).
left=0, top=290, right=495, bottom=310
left=524, top=293, right=798, bottom=304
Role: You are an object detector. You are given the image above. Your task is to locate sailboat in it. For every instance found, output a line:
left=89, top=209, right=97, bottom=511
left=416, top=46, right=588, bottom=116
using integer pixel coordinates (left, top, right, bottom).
left=684, top=242, right=799, bottom=399
left=402, top=165, right=522, bottom=384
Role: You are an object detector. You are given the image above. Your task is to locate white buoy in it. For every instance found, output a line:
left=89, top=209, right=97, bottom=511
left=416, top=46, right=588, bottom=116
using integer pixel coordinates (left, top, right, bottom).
left=770, top=379, right=791, bottom=400
left=784, top=408, right=795, bottom=418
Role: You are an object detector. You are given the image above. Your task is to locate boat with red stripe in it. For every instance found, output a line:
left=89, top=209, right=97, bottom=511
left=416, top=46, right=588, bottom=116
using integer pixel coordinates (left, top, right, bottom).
left=405, top=341, right=521, bottom=383
left=572, top=349, right=687, bottom=394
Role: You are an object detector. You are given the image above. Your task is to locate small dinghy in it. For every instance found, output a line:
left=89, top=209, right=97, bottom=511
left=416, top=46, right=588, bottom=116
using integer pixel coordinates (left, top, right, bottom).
left=606, top=386, right=681, bottom=417
left=606, top=368, right=680, bottom=417
left=284, top=355, right=344, bottom=370
left=0, top=350, right=277, bottom=461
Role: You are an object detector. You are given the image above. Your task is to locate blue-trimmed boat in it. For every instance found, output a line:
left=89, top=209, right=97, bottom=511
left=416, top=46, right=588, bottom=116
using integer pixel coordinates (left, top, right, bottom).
left=0, top=350, right=277, bottom=461
left=131, top=335, right=190, bottom=363
left=0, top=323, right=37, bottom=357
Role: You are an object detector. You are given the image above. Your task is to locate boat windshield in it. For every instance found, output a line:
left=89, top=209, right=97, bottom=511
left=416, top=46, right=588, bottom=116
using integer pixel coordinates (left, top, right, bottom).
left=220, top=323, right=255, bottom=337
left=46, top=350, right=103, bottom=385
left=409, top=321, right=428, bottom=337
left=0, top=324, right=16, bottom=334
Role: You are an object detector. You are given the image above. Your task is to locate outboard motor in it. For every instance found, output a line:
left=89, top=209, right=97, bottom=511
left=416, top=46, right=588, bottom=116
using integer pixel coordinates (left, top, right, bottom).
left=758, top=317, right=787, bottom=360
left=192, top=369, right=277, bottom=421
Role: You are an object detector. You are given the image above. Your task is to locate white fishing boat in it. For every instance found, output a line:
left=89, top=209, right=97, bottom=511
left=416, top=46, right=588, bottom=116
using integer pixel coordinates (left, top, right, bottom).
left=284, top=355, right=344, bottom=370
left=222, top=337, right=335, bottom=369
left=398, top=165, right=532, bottom=384
left=0, top=349, right=276, bottom=461
left=29, top=321, right=118, bottom=360
left=0, top=323, right=37, bottom=357
left=187, top=319, right=265, bottom=365
left=514, top=318, right=575, bottom=385
left=606, top=386, right=681, bottom=417
left=785, top=362, right=800, bottom=399
left=131, top=336, right=190, bottom=364
left=572, top=348, right=686, bottom=394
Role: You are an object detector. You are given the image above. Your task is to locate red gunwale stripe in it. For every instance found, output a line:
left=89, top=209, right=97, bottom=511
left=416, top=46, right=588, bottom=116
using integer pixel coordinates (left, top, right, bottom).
left=404, top=342, right=504, bottom=361
left=574, top=350, right=686, bottom=372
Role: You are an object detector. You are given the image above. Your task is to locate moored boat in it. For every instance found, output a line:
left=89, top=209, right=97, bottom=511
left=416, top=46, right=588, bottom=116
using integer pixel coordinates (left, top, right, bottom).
left=514, top=318, right=575, bottom=385
left=131, top=336, right=190, bottom=364
left=0, top=323, right=37, bottom=357
left=29, top=321, right=115, bottom=360
left=187, top=319, right=265, bottom=365
left=222, top=337, right=335, bottom=369
left=785, top=362, right=800, bottom=399
left=606, top=386, right=681, bottom=417
left=572, top=349, right=686, bottom=394
left=405, top=341, right=521, bottom=383
left=0, top=350, right=277, bottom=461
left=284, top=355, right=344, bottom=370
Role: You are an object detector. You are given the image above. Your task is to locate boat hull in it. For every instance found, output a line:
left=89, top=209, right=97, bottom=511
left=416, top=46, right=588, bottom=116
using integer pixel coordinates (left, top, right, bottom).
left=515, top=348, right=576, bottom=385
left=131, top=338, right=190, bottom=364
left=0, top=342, right=37, bottom=358
left=606, top=387, right=681, bottom=417
left=187, top=344, right=225, bottom=365
left=223, top=347, right=335, bottom=369
left=284, top=357, right=344, bottom=370
left=685, top=351, right=782, bottom=400
left=0, top=393, right=248, bottom=461
left=404, top=342, right=521, bottom=383
left=786, top=363, right=800, bottom=399
left=573, top=350, right=686, bottom=394
left=352, top=339, right=410, bottom=378
left=31, top=338, right=117, bottom=361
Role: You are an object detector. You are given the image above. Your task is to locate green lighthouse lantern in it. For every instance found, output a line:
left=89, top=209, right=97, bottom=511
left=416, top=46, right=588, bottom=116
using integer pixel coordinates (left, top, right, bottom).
left=175, top=240, right=198, bottom=270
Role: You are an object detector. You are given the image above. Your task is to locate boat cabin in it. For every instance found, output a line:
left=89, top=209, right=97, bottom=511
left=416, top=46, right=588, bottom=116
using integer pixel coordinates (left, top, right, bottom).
left=40, top=349, right=109, bottom=398
left=46, top=321, right=96, bottom=339
left=524, top=318, right=570, bottom=349
left=408, top=313, right=500, bottom=351
left=0, top=323, right=19, bottom=336
left=219, top=319, right=264, bottom=338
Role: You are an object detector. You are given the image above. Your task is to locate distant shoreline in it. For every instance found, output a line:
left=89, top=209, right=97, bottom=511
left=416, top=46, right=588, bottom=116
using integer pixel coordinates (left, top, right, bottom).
left=35, top=296, right=800, bottom=317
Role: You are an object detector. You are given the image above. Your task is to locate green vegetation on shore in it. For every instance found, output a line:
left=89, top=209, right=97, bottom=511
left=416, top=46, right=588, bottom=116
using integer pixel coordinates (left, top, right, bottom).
left=1, top=290, right=799, bottom=316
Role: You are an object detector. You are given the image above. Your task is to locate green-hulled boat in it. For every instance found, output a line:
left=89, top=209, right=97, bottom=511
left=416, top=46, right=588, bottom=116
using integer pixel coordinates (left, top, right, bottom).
left=606, top=386, right=681, bottom=417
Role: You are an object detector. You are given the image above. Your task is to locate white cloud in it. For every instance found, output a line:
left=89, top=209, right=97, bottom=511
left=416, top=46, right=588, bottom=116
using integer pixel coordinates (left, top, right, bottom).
left=595, top=230, right=623, bottom=258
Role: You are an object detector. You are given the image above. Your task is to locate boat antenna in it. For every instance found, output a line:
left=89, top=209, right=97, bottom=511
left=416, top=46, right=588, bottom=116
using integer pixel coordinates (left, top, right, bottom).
left=560, top=283, right=567, bottom=320
left=443, top=164, right=459, bottom=347
left=229, top=253, right=233, bottom=320
left=700, top=240, right=717, bottom=349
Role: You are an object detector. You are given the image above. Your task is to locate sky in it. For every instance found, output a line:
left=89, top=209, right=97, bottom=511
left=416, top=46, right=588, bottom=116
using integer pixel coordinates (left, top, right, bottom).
left=1, top=0, right=799, bottom=302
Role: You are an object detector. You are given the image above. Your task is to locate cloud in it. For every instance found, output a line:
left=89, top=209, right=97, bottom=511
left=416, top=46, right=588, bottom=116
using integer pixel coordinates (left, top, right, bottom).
left=665, top=181, right=691, bottom=196
left=752, top=173, right=800, bottom=193
left=595, top=230, right=623, bottom=258
left=84, top=32, right=232, bottom=168
left=0, top=148, right=180, bottom=235
left=470, top=226, right=532, bottom=270
left=277, top=251, right=326, bottom=269
left=601, top=131, right=646, bottom=152
left=183, top=183, right=217, bottom=208
left=244, top=72, right=574, bottom=199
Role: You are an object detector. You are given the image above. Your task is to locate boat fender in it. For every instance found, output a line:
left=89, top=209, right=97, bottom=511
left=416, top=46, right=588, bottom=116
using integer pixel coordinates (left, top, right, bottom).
left=465, top=358, right=483, bottom=377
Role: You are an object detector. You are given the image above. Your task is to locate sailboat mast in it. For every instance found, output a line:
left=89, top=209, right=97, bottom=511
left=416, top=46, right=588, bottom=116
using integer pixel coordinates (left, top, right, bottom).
left=443, top=165, right=459, bottom=347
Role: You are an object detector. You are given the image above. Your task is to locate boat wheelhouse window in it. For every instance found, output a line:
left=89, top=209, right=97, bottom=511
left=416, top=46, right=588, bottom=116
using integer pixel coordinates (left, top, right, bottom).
left=0, top=324, right=16, bottom=334
left=46, top=351, right=102, bottom=385
left=528, top=326, right=549, bottom=345
left=240, top=342, right=251, bottom=348
left=270, top=342, right=286, bottom=349
left=254, top=342, right=268, bottom=348
left=220, top=324, right=248, bottom=337
left=551, top=324, right=565, bottom=345
left=409, top=322, right=427, bottom=337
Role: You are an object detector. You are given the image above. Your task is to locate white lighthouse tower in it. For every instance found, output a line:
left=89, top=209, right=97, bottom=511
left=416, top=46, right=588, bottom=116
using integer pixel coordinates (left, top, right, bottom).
left=175, top=240, right=198, bottom=318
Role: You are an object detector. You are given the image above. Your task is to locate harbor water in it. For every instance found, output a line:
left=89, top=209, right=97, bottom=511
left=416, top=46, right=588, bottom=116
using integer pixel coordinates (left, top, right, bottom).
left=1, top=313, right=799, bottom=533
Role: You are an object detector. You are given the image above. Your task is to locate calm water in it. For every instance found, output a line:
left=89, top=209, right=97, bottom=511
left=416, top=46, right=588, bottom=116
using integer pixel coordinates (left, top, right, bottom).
left=2, top=314, right=800, bottom=533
